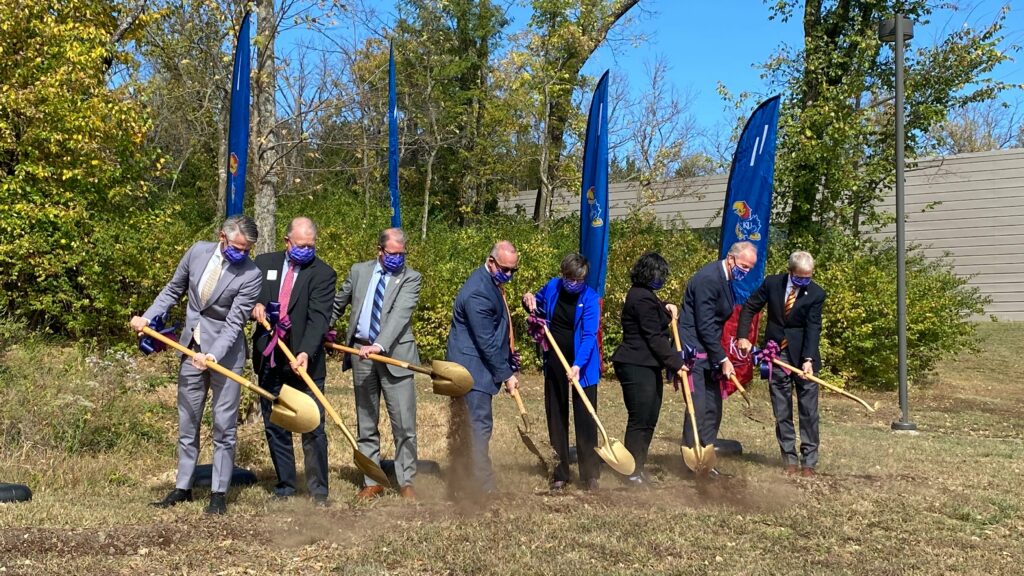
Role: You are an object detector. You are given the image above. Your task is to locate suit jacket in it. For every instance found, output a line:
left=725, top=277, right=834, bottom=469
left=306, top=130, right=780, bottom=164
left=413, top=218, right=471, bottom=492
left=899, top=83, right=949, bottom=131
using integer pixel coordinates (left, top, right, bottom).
left=610, top=285, right=685, bottom=372
left=446, top=265, right=513, bottom=395
left=532, top=277, right=602, bottom=387
left=737, top=273, right=826, bottom=371
left=330, top=259, right=422, bottom=377
left=143, top=241, right=262, bottom=369
left=252, top=251, right=338, bottom=381
left=679, top=260, right=735, bottom=364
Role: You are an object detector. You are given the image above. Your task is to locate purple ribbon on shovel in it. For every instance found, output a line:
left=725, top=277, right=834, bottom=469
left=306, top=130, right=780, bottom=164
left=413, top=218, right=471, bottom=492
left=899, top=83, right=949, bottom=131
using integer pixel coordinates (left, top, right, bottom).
left=261, top=301, right=291, bottom=368
left=139, top=313, right=178, bottom=355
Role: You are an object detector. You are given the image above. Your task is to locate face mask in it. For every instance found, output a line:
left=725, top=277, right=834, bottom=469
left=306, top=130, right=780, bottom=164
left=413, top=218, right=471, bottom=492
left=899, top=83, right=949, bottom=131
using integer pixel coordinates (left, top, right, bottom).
left=223, top=244, right=249, bottom=265
left=492, top=268, right=514, bottom=285
left=791, top=275, right=812, bottom=288
left=287, top=245, right=316, bottom=265
left=730, top=261, right=749, bottom=282
left=562, top=279, right=585, bottom=294
left=648, top=278, right=665, bottom=291
left=382, top=252, right=405, bottom=274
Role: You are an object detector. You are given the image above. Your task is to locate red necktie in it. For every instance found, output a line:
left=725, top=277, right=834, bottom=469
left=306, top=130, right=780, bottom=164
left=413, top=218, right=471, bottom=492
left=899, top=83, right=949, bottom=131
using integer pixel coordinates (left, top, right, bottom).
left=279, top=264, right=297, bottom=324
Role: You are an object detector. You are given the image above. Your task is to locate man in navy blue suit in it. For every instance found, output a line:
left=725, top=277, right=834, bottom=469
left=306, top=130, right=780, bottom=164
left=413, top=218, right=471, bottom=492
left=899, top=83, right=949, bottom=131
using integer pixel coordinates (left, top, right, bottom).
left=446, top=240, right=521, bottom=493
left=678, top=241, right=757, bottom=468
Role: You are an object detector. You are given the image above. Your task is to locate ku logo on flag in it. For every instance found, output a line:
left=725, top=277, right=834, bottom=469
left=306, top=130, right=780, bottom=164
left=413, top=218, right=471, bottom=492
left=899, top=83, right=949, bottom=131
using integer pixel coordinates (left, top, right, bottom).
left=229, top=152, right=239, bottom=177
left=586, top=186, right=604, bottom=228
left=732, top=201, right=762, bottom=242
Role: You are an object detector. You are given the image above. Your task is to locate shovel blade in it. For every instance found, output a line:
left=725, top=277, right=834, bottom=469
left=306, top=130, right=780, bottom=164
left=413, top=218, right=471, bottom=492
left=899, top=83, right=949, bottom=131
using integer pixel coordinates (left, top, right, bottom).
left=681, top=445, right=700, bottom=473
left=516, top=424, right=548, bottom=469
left=353, top=450, right=392, bottom=488
left=595, top=439, right=635, bottom=476
left=429, top=360, right=473, bottom=397
left=268, top=385, right=321, bottom=434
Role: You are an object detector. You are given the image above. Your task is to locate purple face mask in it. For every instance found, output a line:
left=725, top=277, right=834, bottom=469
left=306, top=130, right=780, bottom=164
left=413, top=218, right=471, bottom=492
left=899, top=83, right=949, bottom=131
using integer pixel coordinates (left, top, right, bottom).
left=288, top=245, right=316, bottom=265
left=562, top=279, right=585, bottom=294
left=223, top=244, right=249, bottom=265
left=648, top=278, right=665, bottom=291
left=791, top=275, right=812, bottom=288
left=382, top=251, right=405, bottom=274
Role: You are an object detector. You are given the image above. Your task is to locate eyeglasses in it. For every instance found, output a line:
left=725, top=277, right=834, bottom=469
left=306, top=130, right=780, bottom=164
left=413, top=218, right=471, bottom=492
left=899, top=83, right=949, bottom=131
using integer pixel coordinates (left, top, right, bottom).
left=489, top=256, right=519, bottom=274
left=380, top=246, right=407, bottom=256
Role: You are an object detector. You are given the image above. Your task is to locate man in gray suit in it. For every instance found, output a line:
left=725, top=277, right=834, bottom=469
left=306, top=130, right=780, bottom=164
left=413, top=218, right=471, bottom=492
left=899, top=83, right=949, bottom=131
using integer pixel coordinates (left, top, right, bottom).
left=130, top=215, right=262, bottom=515
left=331, top=228, right=422, bottom=501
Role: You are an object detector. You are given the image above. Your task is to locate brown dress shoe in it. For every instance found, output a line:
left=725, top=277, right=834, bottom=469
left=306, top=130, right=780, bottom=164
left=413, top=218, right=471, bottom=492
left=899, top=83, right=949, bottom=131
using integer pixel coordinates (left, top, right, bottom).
left=783, top=464, right=799, bottom=476
left=801, top=467, right=816, bottom=478
left=355, top=485, right=385, bottom=500
left=399, top=486, right=417, bottom=501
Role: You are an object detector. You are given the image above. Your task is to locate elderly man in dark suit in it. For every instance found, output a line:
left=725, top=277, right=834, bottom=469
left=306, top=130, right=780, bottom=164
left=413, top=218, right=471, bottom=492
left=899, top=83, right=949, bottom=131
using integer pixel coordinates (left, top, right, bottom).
left=737, top=250, right=826, bottom=476
left=331, top=228, right=422, bottom=501
left=446, top=240, right=520, bottom=494
left=252, top=217, right=337, bottom=505
left=130, top=215, right=262, bottom=514
left=678, top=241, right=757, bottom=466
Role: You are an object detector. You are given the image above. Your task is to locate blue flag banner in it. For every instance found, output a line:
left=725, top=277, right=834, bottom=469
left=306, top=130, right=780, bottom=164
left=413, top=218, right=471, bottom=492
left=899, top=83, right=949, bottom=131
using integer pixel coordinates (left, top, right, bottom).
left=225, top=11, right=252, bottom=217
left=718, top=95, right=781, bottom=304
left=580, top=70, right=610, bottom=297
left=718, top=95, right=781, bottom=395
left=388, top=42, right=401, bottom=228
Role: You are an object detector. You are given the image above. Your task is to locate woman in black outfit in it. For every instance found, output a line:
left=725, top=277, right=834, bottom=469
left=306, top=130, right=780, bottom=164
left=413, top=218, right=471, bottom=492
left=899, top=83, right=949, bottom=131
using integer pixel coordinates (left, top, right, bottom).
left=610, top=252, right=687, bottom=486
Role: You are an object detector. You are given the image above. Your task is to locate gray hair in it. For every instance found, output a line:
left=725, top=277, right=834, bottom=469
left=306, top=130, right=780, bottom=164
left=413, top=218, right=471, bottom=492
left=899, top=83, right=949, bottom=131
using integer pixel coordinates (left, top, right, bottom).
left=560, top=253, right=589, bottom=281
left=378, top=227, right=407, bottom=248
left=221, top=215, right=258, bottom=245
left=286, top=216, right=317, bottom=240
left=727, top=241, right=757, bottom=259
left=788, top=250, right=815, bottom=273
left=490, top=240, right=518, bottom=261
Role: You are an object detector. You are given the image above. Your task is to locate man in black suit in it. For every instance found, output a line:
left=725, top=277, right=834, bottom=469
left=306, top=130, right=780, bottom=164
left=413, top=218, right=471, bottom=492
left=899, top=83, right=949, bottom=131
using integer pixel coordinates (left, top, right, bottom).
left=252, top=217, right=337, bottom=504
left=737, top=250, right=826, bottom=477
left=678, top=241, right=757, bottom=462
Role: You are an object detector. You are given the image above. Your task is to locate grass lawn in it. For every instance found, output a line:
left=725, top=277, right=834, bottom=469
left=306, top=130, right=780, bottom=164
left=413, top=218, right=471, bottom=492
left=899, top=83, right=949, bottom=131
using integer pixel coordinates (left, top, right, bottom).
left=1, top=322, right=1022, bottom=575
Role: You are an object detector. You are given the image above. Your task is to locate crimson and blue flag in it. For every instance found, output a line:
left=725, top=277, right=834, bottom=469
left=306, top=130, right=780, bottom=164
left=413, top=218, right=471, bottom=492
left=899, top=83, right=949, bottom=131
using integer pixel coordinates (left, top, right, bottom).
left=224, top=11, right=251, bottom=217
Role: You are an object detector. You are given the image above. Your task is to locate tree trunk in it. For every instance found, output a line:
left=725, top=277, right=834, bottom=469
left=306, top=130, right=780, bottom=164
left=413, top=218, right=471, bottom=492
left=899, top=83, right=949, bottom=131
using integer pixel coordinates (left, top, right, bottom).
left=215, top=99, right=228, bottom=219
left=421, top=147, right=437, bottom=241
left=252, top=0, right=279, bottom=255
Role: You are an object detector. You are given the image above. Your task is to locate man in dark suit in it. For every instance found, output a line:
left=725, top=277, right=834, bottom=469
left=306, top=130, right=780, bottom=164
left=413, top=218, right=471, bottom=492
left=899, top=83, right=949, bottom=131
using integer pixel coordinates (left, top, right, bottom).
left=446, top=241, right=520, bottom=494
left=252, top=217, right=337, bottom=505
left=737, top=250, right=826, bottom=476
left=130, top=215, right=262, bottom=515
left=330, top=228, right=422, bottom=501
left=678, top=241, right=757, bottom=463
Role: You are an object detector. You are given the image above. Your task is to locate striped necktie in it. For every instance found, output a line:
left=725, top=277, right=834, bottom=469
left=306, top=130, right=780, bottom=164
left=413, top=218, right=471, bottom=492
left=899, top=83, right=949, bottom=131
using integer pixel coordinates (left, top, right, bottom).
left=368, top=271, right=387, bottom=342
left=780, top=286, right=798, bottom=349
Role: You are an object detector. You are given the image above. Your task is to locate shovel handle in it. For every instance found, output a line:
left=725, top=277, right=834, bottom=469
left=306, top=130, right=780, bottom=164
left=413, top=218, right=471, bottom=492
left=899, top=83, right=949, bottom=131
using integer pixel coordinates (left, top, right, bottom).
left=510, top=389, right=529, bottom=418
left=324, top=342, right=431, bottom=376
left=139, top=326, right=275, bottom=402
left=771, top=358, right=876, bottom=413
left=541, top=325, right=611, bottom=444
left=728, top=374, right=753, bottom=408
left=259, top=320, right=359, bottom=447
left=671, top=321, right=707, bottom=462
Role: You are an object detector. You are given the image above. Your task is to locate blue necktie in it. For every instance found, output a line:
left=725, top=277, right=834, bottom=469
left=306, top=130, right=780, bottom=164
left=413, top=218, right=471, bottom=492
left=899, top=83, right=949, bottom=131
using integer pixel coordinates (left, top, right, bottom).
left=368, top=272, right=387, bottom=341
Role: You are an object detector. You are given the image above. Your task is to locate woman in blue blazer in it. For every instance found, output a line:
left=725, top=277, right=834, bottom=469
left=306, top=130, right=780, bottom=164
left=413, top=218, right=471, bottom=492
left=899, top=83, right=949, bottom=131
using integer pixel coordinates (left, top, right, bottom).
left=523, top=253, right=602, bottom=491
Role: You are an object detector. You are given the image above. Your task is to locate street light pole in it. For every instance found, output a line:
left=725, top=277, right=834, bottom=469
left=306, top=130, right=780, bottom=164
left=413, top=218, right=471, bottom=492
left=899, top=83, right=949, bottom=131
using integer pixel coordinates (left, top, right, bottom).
left=880, top=15, right=917, bottom=432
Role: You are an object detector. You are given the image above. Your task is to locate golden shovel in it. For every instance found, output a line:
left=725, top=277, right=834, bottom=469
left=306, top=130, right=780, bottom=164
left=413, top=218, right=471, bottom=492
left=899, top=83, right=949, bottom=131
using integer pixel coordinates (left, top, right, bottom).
left=510, top=389, right=548, bottom=470
left=669, top=322, right=717, bottom=474
left=259, top=320, right=391, bottom=488
left=324, top=342, right=473, bottom=397
left=768, top=357, right=878, bottom=413
left=139, top=326, right=320, bottom=434
left=543, top=325, right=635, bottom=476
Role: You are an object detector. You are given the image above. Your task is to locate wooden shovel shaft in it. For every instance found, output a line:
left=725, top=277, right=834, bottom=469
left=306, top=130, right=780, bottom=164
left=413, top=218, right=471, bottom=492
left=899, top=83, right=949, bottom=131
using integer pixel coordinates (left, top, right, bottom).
left=324, top=342, right=431, bottom=376
left=511, top=389, right=529, bottom=418
left=140, top=327, right=275, bottom=402
left=670, top=322, right=706, bottom=463
left=259, top=321, right=359, bottom=446
left=770, top=358, right=876, bottom=413
left=728, top=374, right=753, bottom=407
left=541, top=325, right=611, bottom=445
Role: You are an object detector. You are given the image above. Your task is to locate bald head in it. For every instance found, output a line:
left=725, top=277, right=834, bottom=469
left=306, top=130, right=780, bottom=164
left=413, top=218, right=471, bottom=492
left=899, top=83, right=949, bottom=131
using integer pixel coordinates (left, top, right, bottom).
left=487, top=240, right=519, bottom=275
left=285, top=216, right=317, bottom=249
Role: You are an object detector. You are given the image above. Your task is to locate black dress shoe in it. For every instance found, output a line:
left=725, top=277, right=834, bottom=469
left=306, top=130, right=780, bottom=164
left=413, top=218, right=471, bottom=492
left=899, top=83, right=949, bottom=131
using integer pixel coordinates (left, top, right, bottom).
left=151, top=488, right=192, bottom=508
left=313, top=495, right=329, bottom=508
left=582, top=478, right=600, bottom=491
left=549, top=480, right=567, bottom=492
left=625, top=474, right=649, bottom=489
left=205, top=492, right=227, bottom=515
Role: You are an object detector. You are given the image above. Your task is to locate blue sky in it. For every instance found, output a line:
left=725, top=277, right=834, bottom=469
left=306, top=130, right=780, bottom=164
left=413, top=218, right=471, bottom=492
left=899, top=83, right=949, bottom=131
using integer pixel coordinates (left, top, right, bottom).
left=573, top=1, right=1024, bottom=128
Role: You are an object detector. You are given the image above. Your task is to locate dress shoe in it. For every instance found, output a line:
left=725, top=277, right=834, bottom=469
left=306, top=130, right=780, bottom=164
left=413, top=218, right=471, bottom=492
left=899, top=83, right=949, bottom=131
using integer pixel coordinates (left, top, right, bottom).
left=313, top=495, right=330, bottom=508
left=582, top=478, right=599, bottom=491
left=625, top=474, right=648, bottom=489
left=399, top=486, right=418, bottom=501
left=783, top=464, right=799, bottom=476
left=801, top=467, right=816, bottom=478
left=205, top=492, right=227, bottom=515
left=151, top=488, right=192, bottom=508
left=355, top=485, right=385, bottom=500
left=548, top=480, right=567, bottom=492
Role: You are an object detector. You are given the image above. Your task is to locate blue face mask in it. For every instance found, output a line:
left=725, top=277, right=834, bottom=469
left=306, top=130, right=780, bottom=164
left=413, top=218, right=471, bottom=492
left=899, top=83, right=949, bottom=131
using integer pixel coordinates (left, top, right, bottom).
left=492, top=268, right=514, bottom=285
left=562, top=279, right=585, bottom=294
left=223, top=244, right=249, bottom=265
left=731, top=265, right=749, bottom=282
left=791, top=274, right=812, bottom=288
left=382, top=251, right=405, bottom=274
left=287, top=245, right=316, bottom=265
left=648, top=278, right=665, bottom=291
